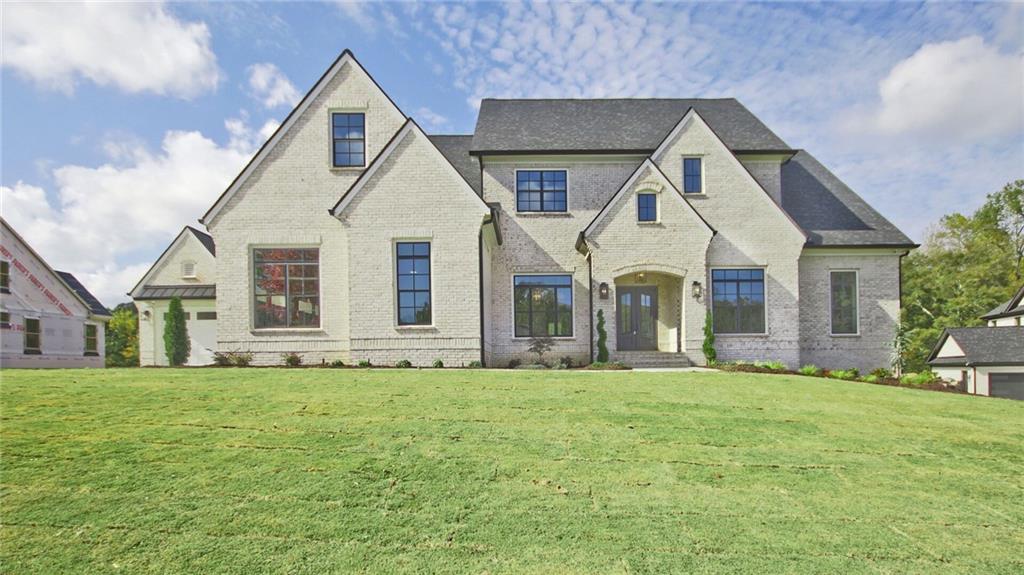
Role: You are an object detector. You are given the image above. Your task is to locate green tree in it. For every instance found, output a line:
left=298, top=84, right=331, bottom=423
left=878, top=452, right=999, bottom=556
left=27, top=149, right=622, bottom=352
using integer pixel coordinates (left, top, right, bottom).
left=595, top=309, right=609, bottom=363
left=163, top=297, right=190, bottom=366
left=105, top=303, right=139, bottom=367
left=702, top=311, right=716, bottom=365
left=901, top=180, right=1022, bottom=371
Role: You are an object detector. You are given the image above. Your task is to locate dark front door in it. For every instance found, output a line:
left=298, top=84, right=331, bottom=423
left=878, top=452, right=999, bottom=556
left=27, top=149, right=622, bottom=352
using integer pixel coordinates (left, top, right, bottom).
left=617, top=286, right=658, bottom=350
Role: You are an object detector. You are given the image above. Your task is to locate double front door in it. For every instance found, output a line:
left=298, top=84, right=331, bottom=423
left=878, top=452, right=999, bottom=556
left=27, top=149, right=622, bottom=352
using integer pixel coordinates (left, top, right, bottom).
left=617, top=286, right=658, bottom=350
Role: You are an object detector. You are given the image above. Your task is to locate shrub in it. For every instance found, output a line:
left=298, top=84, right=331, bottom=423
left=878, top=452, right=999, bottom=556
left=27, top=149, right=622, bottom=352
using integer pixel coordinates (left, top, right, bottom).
left=798, top=364, right=822, bottom=376
left=754, top=360, right=787, bottom=371
left=828, top=368, right=859, bottom=380
left=231, top=352, right=253, bottom=367
left=559, top=356, right=574, bottom=369
left=702, top=310, right=716, bottom=365
left=329, top=359, right=345, bottom=368
left=527, top=336, right=555, bottom=364
left=282, top=353, right=303, bottom=367
left=432, top=359, right=444, bottom=368
left=396, top=359, right=413, bottom=369
left=596, top=309, right=609, bottom=363
left=861, top=374, right=880, bottom=384
left=357, top=360, right=371, bottom=368
left=507, top=358, right=521, bottom=369
left=587, top=361, right=630, bottom=371
left=900, top=371, right=938, bottom=386
left=163, top=296, right=190, bottom=366
left=213, top=351, right=252, bottom=367
left=870, top=367, right=892, bottom=379
left=467, top=360, right=483, bottom=369
left=516, top=363, right=549, bottom=370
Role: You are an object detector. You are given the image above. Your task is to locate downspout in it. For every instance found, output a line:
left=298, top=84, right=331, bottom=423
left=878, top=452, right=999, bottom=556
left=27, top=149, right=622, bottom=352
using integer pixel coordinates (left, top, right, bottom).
left=478, top=228, right=485, bottom=367
left=588, top=253, right=594, bottom=364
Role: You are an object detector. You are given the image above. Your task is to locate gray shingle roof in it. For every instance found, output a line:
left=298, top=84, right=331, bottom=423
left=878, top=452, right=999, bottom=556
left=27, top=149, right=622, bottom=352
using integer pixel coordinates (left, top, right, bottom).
left=981, top=286, right=1024, bottom=320
left=470, top=98, right=790, bottom=154
left=428, top=135, right=480, bottom=193
left=928, top=326, right=1024, bottom=366
left=135, top=285, right=216, bottom=300
left=187, top=226, right=215, bottom=256
left=781, top=152, right=916, bottom=248
left=55, top=271, right=110, bottom=317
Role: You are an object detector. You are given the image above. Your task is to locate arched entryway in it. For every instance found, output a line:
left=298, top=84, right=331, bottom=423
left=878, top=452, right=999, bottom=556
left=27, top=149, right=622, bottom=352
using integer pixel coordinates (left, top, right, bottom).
left=612, top=268, right=684, bottom=353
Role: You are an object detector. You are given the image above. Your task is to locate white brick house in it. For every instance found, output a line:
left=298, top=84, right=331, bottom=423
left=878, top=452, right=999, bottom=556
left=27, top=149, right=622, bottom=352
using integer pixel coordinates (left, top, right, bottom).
left=134, top=50, right=917, bottom=370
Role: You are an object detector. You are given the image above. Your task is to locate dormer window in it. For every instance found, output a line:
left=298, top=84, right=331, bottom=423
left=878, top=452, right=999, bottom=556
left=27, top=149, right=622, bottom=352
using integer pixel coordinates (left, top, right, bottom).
left=683, top=157, right=703, bottom=194
left=181, top=261, right=197, bottom=279
left=332, top=112, right=365, bottom=167
left=637, top=193, right=658, bottom=222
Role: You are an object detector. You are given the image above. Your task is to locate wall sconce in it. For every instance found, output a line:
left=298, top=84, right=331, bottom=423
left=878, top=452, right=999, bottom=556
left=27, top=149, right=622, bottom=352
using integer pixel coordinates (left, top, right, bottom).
left=635, top=272, right=646, bottom=283
left=598, top=282, right=609, bottom=299
left=691, top=281, right=703, bottom=300
left=142, top=310, right=151, bottom=321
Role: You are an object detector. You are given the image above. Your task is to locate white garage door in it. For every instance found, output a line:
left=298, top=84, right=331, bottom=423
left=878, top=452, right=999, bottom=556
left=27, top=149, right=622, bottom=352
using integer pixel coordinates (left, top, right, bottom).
left=990, top=373, right=1024, bottom=400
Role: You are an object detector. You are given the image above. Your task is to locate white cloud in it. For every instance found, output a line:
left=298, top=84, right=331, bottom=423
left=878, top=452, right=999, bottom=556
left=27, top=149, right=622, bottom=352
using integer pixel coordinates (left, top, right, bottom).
left=1, top=1, right=220, bottom=98
left=246, top=63, right=301, bottom=109
left=864, top=36, right=1024, bottom=141
left=414, top=107, right=449, bottom=131
left=1, top=121, right=258, bottom=305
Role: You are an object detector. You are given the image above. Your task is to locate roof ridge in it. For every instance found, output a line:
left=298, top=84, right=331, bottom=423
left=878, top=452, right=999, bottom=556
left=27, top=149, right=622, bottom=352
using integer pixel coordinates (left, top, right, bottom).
left=480, top=97, right=738, bottom=102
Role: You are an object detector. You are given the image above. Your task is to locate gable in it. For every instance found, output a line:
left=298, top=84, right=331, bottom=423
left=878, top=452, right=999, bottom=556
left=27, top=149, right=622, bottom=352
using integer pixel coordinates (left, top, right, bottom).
left=201, top=50, right=406, bottom=227
left=935, top=333, right=965, bottom=358
left=130, top=227, right=217, bottom=298
left=1, top=219, right=92, bottom=318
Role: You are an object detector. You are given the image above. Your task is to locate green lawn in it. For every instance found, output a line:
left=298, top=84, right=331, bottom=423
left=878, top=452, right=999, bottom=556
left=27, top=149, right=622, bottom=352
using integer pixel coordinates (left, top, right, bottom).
left=2, top=369, right=1022, bottom=574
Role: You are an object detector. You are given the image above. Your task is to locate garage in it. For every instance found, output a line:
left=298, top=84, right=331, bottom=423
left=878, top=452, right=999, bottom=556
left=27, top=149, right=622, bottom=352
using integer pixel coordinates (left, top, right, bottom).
left=989, top=373, right=1024, bottom=400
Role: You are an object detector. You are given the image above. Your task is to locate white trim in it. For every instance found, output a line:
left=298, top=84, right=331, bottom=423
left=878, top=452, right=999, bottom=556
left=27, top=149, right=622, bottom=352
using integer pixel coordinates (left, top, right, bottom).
left=327, top=107, right=368, bottom=170
left=484, top=154, right=646, bottom=165
left=681, top=155, right=706, bottom=196
left=249, top=244, right=323, bottom=332
left=513, top=167, right=570, bottom=214
left=331, top=120, right=490, bottom=217
left=635, top=190, right=661, bottom=224
left=202, top=52, right=404, bottom=226
left=801, top=247, right=909, bottom=257
left=651, top=108, right=805, bottom=243
left=129, top=228, right=215, bottom=298
left=510, top=272, right=577, bottom=340
left=828, top=269, right=860, bottom=337
left=708, top=266, right=768, bottom=336
left=393, top=238, right=435, bottom=329
left=583, top=159, right=713, bottom=238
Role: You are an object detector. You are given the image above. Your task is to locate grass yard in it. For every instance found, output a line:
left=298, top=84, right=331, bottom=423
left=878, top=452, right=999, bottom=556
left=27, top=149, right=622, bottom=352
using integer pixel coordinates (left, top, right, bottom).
left=2, top=369, right=1022, bottom=574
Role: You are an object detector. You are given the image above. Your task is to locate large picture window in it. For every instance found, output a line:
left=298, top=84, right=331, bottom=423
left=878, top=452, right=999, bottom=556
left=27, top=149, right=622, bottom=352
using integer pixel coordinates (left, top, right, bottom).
left=712, top=269, right=765, bottom=334
left=24, top=318, right=41, bottom=354
left=516, top=170, right=567, bottom=212
left=830, top=271, right=859, bottom=335
left=397, top=242, right=431, bottom=325
left=332, top=112, right=365, bottom=167
left=84, top=324, right=98, bottom=356
left=514, top=275, right=573, bottom=337
left=253, top=248, right=320, bottom=329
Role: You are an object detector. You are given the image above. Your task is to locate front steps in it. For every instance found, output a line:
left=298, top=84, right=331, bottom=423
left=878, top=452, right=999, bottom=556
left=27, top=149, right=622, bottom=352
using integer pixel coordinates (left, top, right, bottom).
left=611, top=351, right=693, bottom=368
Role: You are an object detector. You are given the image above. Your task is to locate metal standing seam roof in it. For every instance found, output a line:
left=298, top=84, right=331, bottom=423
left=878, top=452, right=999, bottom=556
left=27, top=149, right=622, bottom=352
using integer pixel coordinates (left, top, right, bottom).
left=55, top=271, right=110, bottom=317
left=134, top=285, right=216, bottom=300
left=928, top=326, right=1024, bottom=366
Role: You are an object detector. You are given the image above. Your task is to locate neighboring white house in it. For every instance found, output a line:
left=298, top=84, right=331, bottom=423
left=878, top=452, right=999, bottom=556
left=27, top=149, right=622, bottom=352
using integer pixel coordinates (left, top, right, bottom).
left=929, top=286, right=1024, bottom=400
left=135, top=49, right=918, bottom=370
left=1, top=218, right=110, bottom=368
left=130, top=226, right=217, bottom=366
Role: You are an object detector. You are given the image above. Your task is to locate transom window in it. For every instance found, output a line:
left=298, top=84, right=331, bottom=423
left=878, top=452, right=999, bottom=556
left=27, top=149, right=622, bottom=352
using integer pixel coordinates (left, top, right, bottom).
left=683, top=158, right=703, bottom=194
left=1, top=260, right=9, bottom=293
left=396, top=242, right=431, bottom=326
left=637, top=193, right=657, bottom=222
left=84, top=324, right=98, bottom=356
left=253, top=248, right=320, bottom=329
left=514, top=275, right=573, bottom=337
left=830, top=271, right=859, bottom=335
left=516, top=170, right=567, bottom=212
left=24, top=318, right=41, bottom=354
left=712, top=269, right=765, bottom=334
left=332, top=112, right=365, bottom=167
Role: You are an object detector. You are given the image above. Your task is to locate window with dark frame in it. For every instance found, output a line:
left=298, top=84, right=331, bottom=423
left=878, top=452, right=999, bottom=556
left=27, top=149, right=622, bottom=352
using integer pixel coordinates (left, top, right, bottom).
left=84, top=324, right=98, bottom=356
left=196, top=311, right=217, bottom=321
left=164, top=312, right=191, bottom=321
left=396, top=242, right=431, bottom=325
left=331, top=112, right=365, bottom=167
left=683, top=158, right=702, bottom=194
left=1, top=260, right=9, bottom=293
left=516, top=170, right=567, bottom=212
left=0, top=312, right=10, bottom=329
left=24, top=317, right=41, bottom=354
left=711, top=269, right=765, bottom=334
left=253, top=248, right=320, bottom=329
left=637, top=193, right=657, bottom=222
left=513, top=275, right=573, bottom=337
left=830, top=271, right=858, bottom=335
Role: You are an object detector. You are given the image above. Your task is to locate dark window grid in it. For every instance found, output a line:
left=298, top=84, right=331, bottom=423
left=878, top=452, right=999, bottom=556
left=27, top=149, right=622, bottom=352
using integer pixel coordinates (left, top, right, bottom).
left=1, top=311, right=10, bottom=329
left=830, top=272, right=858, bottom=334
left=711, top=271, right=765, bottom=334
left=683, top=158, right=702, bottom=193
left=253, top=250, right=320, bottom=329
left=332, top=113, right=365, bottom=167
left=397, top=242, right=431, bottom=325
left=24, top=318, right=41, bottom=354
left=516, top=170, right=567, bottom=212
left=637, top=194, right=657, bottom=221
left=513, top=276, right=573, bottom=337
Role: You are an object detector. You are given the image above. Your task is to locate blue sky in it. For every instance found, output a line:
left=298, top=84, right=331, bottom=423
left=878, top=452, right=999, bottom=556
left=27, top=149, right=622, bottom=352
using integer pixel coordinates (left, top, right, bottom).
left=2, top=1, right=1022, bottom=305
